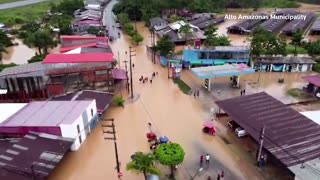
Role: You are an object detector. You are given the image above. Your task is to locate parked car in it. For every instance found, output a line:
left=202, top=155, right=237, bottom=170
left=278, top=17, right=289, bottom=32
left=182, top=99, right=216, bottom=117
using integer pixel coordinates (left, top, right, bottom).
left=235, top=127, right=247, bottom=138
left=227, top=120, right=239, bottom=130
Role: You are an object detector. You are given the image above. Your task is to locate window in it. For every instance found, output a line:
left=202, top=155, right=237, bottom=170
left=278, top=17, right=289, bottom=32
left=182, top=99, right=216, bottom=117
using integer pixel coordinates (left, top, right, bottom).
left=91, top=109, right=94, bottom=116
left=77, top=125, right=80, bottom=133
left=79, top=135, right=82, bottom=144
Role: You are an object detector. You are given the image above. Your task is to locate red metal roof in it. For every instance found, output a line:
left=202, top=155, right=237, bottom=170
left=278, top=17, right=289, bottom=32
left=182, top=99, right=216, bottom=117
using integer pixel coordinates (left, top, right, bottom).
left=60, top=35, right=97, bottom=42
left=60, top=42, right=97, bottom=53
left=302, top=75, right=320, bottom=87
left=42, top=53, right=113, bottom=64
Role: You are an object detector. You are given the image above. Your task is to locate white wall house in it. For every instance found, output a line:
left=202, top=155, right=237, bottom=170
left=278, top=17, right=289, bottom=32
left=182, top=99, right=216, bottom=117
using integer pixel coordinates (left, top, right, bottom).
left=59, top=100, right=98, bottom=151
left=0, top=100, right=99, bottom=151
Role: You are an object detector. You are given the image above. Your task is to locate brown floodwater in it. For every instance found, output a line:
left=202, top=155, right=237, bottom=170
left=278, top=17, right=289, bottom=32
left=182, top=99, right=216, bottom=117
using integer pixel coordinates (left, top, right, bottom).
left=49, top=22, right=293, bottom=180
left=1, top=38, right=36, bottom=65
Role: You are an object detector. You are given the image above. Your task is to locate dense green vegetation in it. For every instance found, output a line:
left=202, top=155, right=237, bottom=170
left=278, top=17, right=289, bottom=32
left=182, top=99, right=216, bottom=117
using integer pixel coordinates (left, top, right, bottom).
left=117, top=13, right=144, bottom=45
left=112, top=0, right=300, bottom=24
left=0, top=0, right=60, bottom=26
left=204, top=25, right=231, bottom=46
left=0, top=0, right=21, bottom=4
left=0, top=30, right=14, bottom=61
left=287, top=88, right=312, bottom=99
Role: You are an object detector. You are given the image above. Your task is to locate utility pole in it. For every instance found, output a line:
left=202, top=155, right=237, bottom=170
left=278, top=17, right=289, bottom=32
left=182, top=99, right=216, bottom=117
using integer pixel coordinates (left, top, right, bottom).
left=101, top=118, right=122, bottom=179
left=127, top=47, right=136, bottom=99
left=257, top=125, right=266, bottom=167
left=150, top=27, right=156, bottom=64
left=118, top=51, right=121, bottom=69
left=123, top=60, right=129, bottom=93
left=167, top=62, right=170, bottom=79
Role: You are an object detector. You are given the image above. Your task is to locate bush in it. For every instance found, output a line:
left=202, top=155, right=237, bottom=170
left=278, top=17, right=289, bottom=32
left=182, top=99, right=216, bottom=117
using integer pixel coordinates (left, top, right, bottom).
left=28, top=54, right=46, bottom=63
left=113, top=96, right=125, bottom=107
left=0, top=63, right=17, bottom=72
left=287, top=88, right=311, bottom=99
left=172, top=78, right=191, bottom=94
left=8, top=29, right=19, bottom=35
left=313, top=64, right=320, bottom=72
left=278, top=78, right=284, bottom=83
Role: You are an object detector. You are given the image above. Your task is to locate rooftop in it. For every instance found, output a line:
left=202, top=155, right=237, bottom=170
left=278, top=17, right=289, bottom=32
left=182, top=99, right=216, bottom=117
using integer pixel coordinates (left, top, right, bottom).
left=0, top=131, right=73, bottom=180
left=50, top=90, right=113, bottom=114
left=60, top=36, right=108, bottom=53
left=227, top=13, right=268, bottom=32
left=216, top=92, right=320, bottom=167
left=196, top=17, right=225, bottom=29
left=282, top=12, right=315, bottom=34
left=0, top=100, right=94, bottom=127
left=254, top=56, right=316, bottom=64
left=302, top=75, right=320, bottom=87
left=198, top=46, right=250, bottom=52
left=300, top=111, right=320, bottom=126
left=42, top=53, right=114, bottom=64
left=191, top=64, right=255, bottom=79
left=310, top=16, right=320, bottom=31
left=0, top=62, right=45, bottom=78
left=0, top=103, right=27, bottom=124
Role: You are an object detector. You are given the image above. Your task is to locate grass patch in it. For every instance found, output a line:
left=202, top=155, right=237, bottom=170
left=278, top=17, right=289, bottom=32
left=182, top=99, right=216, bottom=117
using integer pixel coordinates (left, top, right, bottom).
left=286, top=45, right=308, bottom=54
left=0, top=0, right=60, bottom=26
left=0, top=0, right=22, bottom=4
left=262, top=0, right=300, bottom=8
left=172, top=78, right=191, bottom=94
left=287, top=88, right=311, bottom=99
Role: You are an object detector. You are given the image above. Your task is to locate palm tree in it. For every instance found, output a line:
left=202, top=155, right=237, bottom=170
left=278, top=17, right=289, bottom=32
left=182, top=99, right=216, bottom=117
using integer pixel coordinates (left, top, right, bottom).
left=126, top=152, right=160, bottom=180
left=0, top=43, right=7, bottom=64
left=179, top=24, right=192, bottom=44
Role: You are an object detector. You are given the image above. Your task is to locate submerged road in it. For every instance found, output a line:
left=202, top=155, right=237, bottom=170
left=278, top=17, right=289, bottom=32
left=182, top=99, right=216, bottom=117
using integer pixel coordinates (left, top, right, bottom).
left=102, top=0, right=119, bottom=40
left=0, top=0, right=48, bottom=10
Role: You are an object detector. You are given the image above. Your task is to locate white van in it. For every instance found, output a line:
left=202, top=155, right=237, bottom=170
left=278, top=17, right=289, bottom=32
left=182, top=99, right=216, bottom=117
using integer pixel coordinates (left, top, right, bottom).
left=235, top=127, right=247, bottom=137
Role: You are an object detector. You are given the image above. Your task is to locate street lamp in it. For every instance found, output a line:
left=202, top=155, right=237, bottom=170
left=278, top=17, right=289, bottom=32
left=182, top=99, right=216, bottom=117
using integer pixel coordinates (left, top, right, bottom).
left=190, top=167, right=204, bottom=180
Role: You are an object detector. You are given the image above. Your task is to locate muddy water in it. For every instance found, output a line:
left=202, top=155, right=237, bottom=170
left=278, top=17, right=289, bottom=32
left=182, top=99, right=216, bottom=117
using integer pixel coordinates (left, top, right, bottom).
left=1, top=38, right=36, bottom=65
left=49, top=22, right=267, bottom=180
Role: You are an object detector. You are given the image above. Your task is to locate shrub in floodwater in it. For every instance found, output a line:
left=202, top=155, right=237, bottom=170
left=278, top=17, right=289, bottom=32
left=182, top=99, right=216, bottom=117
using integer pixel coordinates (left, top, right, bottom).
left=113, top=96, right=125, bottom=107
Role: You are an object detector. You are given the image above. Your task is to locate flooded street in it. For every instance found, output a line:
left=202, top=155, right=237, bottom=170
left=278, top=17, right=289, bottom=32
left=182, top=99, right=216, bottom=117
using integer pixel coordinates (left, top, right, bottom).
left=48, top=22, right=294, bottom=180
left=1, top=38, right=36, bottom=65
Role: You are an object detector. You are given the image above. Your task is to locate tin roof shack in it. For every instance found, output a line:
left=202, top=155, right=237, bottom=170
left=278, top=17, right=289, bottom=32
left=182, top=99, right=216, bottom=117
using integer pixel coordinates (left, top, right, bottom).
left=310, top=16, right=320, bottom=35
left=155, top=21, right=206, bottom=44
left=0, top=62, right=49, bottom=103
left=50, top=90, right=113, bottom=115
left=216, top=92, right=320, bottom=180
left=189, top=16, right=225, bottom=30
left=43, top=53, right=115, bottom=96
left=0, top=132, right=73, bottom=180
left=253, top=56, right=315, bottom=72
left=149, top=17, right=168, bottom=29
left=282, top=12, right=315, bottom=36
left=227, top=13, right=268, bottom=34
left=0, top=100, right=98, bottom=151
left=260, top=10, right=298, bottom=33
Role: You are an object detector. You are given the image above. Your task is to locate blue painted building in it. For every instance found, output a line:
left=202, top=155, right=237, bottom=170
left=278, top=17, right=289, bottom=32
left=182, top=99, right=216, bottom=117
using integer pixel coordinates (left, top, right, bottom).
left=182, top=46, right=250, bottom=67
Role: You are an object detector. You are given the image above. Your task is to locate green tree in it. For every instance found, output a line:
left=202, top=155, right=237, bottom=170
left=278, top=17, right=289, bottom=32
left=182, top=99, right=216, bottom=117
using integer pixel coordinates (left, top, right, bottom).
left=0, top=30, right=13, bottom=47
left=124, top=23, right=135, bottom=36
left=291, top=29, right=303, bottom=56
left=0, top=43, right=7, bottom=62
left=87, top=26, right=100, bottom=35
left=168, top=15, right=186, bottom=23
left=27, top=54, right=46, bottom=63
left=126, top=152, right=160, bottom=180
left=132, top=33, right=144, bottom=45
left=55, top=0, right=84, bottom=16
left=25, top=30, right=57, bottom=55
left=307, top=40, right=320, bottom=57
left=156, top=35, right=175, bottom=56
left=155, top=143, right=185, bottom=177
left=179, top=24, right=192, bottom=43
left=204, top=25, right=230, bottom=46
left=250, top=27, right=287, bottom=57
